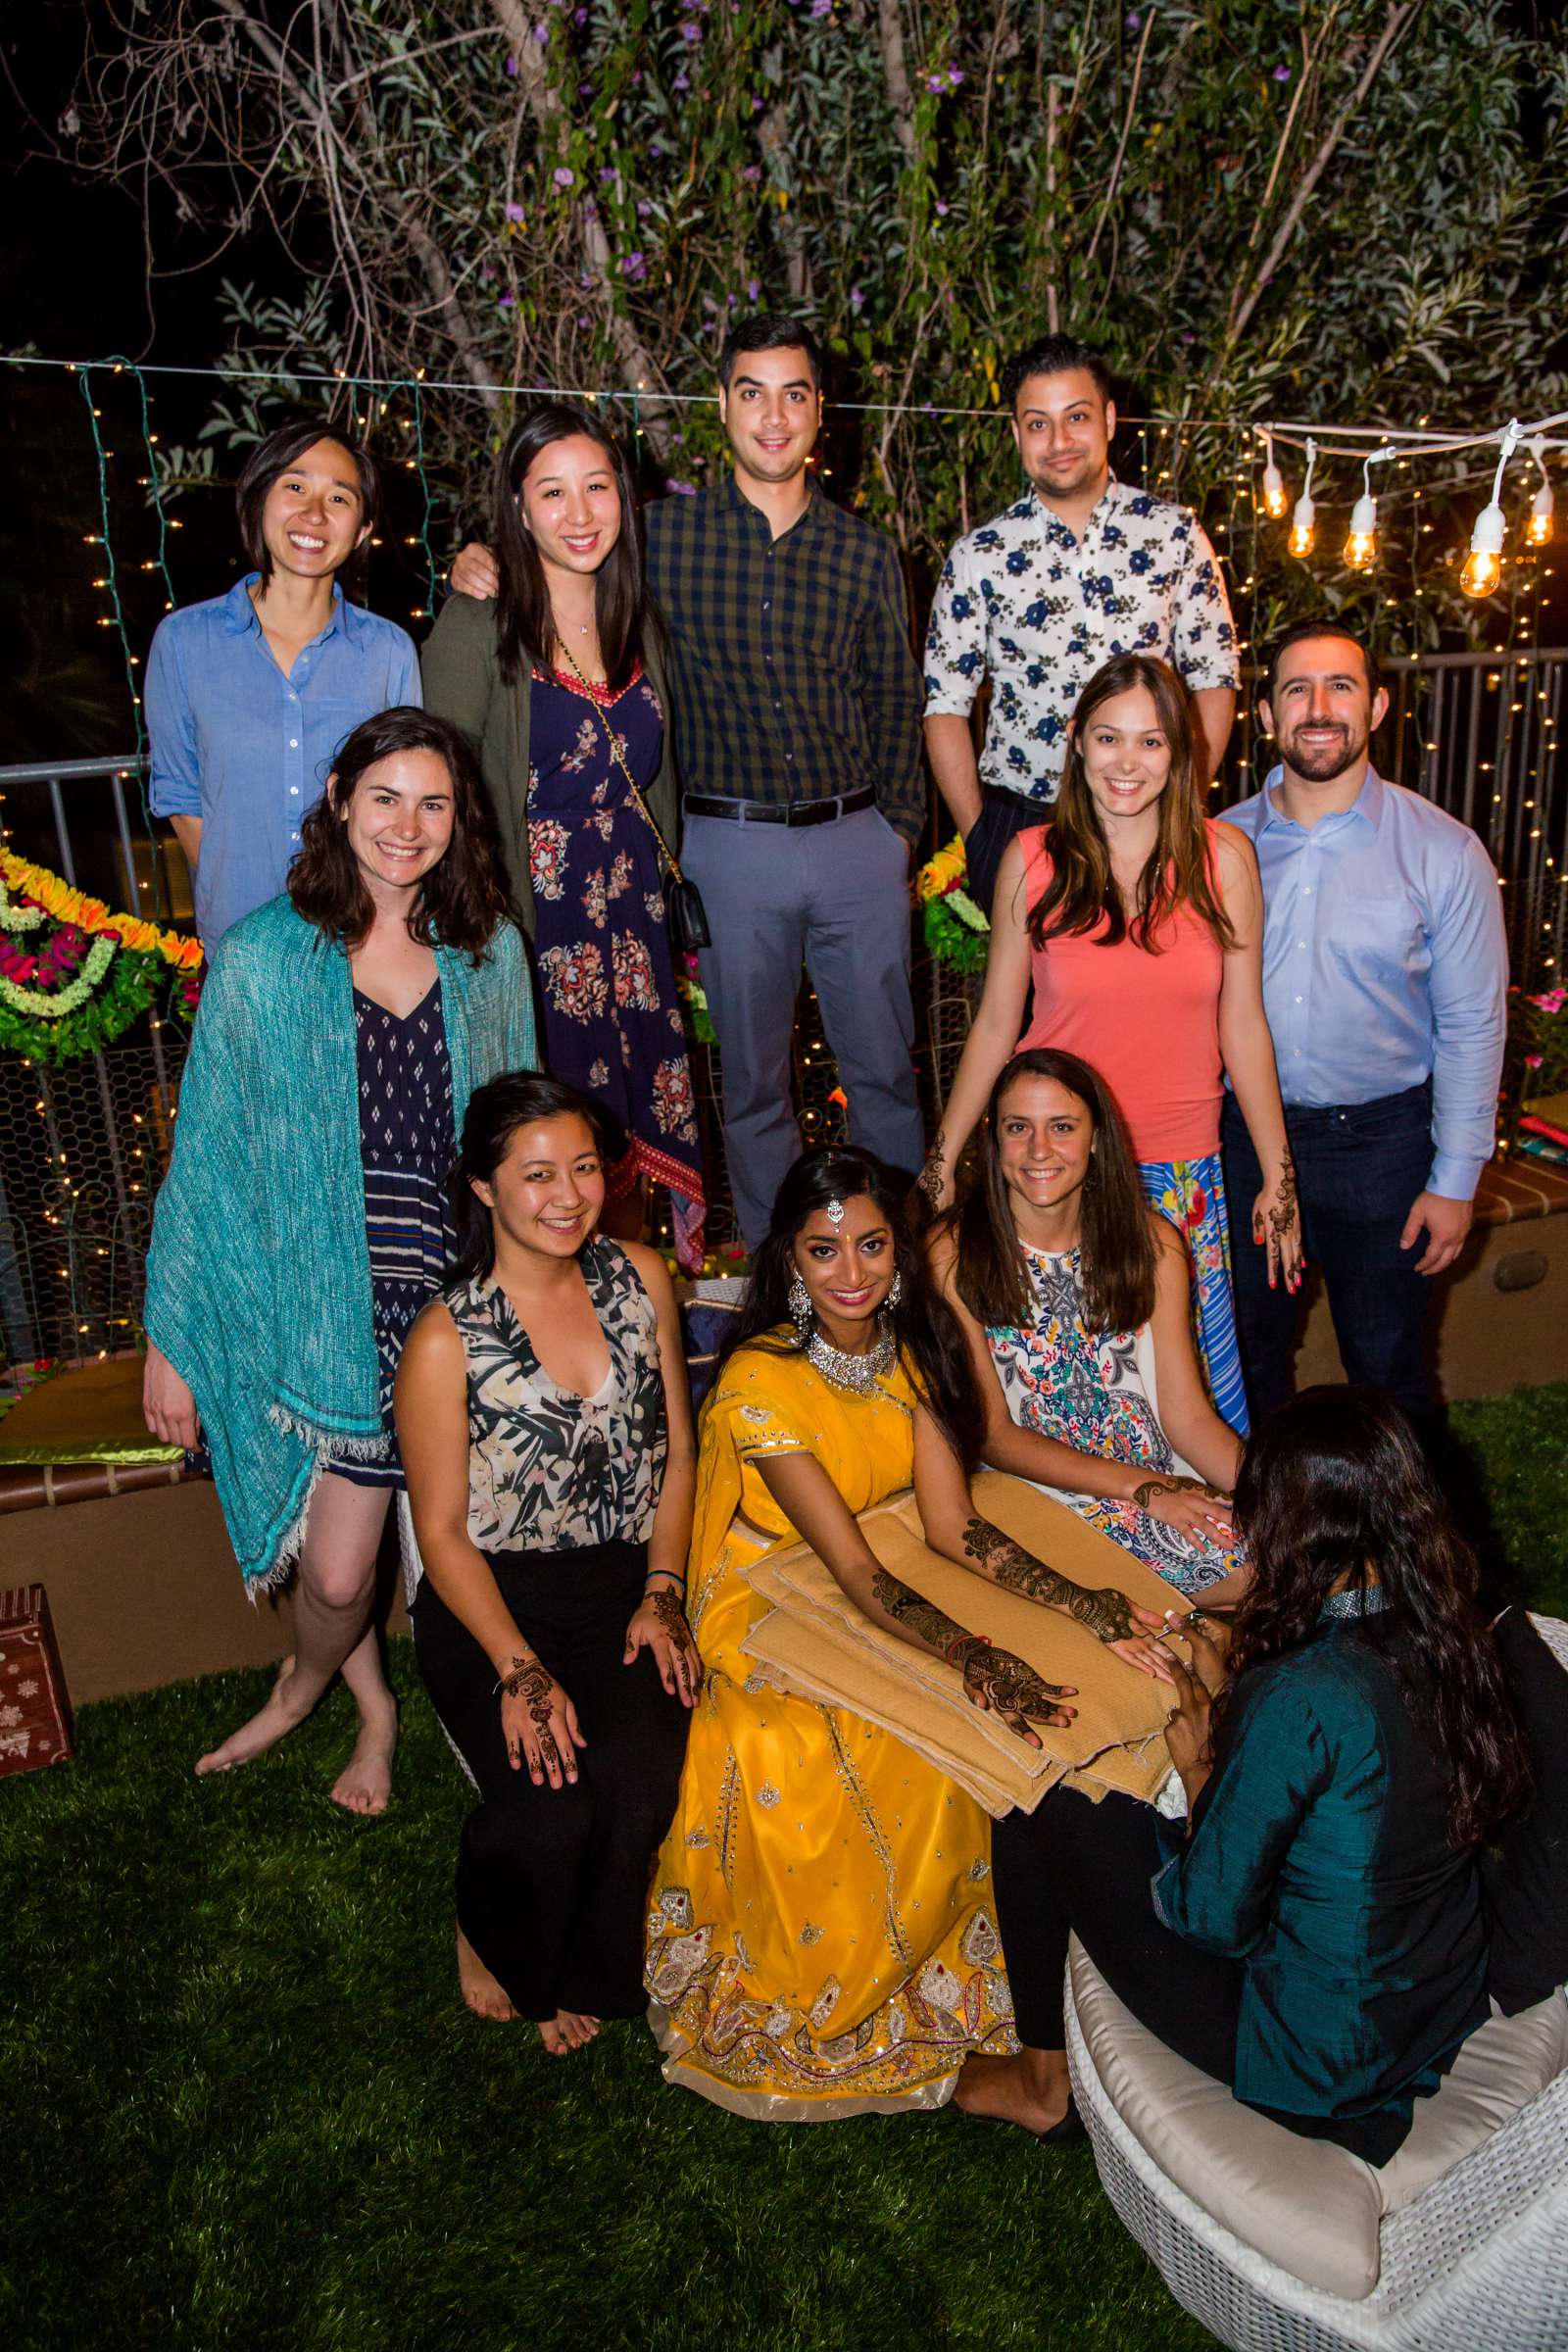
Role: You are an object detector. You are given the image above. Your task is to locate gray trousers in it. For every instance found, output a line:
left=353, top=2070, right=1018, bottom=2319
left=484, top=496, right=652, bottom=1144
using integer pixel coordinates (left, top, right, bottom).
left=681, top=806, right=924, bottom=1248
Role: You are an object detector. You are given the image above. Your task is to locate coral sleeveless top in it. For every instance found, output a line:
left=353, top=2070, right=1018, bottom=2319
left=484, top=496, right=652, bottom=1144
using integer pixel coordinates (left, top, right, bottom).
left=1017, top=821, right=1227, bottom=1160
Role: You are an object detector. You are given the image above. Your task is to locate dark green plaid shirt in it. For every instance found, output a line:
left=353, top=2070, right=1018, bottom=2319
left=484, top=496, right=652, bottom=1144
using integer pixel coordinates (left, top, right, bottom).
left=645, top=473, right=926, bottom=841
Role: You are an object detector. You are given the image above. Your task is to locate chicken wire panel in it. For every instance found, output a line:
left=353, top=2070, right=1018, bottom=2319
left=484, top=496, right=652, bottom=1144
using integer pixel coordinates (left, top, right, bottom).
left=0, top=1013, right=183, bottom=1384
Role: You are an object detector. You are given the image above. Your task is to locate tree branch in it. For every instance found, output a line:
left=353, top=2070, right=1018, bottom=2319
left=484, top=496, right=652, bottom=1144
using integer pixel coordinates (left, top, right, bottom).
left=1082, top=5, right=1155, bottom=276
left=878, top=0, right=917, bottom=160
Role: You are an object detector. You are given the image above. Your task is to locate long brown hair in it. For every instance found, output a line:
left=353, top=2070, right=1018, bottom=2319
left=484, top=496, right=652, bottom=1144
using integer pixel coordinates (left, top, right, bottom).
left=1229, top=1388, right=1532, bottom=1849
left=492, top=400, right=645, bottom=691
left=943, top=1049, right=1158, bottom=1336
left=1027, top=654, right=1234, bottom=955
left=288, top=706, right=511, bottom=961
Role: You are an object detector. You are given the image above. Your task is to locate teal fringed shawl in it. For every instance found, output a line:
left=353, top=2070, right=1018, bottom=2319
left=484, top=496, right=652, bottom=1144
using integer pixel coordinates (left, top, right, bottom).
left=144, top=896, right=536, bottom=1592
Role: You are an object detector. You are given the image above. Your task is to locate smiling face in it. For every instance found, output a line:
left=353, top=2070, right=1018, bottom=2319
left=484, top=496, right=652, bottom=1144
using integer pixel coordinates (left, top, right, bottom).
left=1073, top=683, right=1173, bottom=825
left=718, top=346, right=823, bottom=487
left=258, top=438, right=368, bottom=583
left=791, top=1191, right=896, bottom=1344
left=517, top=432, right=623, bottom=583
left=1010, top=368, right=1114, bottom=505
left=1258, top=635, right=1389, bottom=784
left=472, top=1113, right=607, bottom=1261
left=995, top=1073, right=1096, bottom=1224
left=334, top=747, right=456, bottom=899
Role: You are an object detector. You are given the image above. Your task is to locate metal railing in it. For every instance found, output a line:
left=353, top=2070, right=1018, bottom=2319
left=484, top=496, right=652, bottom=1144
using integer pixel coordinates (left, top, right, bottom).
left=3, top=650, right=1564, bottom=1379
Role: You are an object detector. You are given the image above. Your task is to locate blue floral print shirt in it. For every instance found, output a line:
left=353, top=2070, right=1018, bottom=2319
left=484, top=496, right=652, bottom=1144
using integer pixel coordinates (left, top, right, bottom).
left=921, top=477, right=1240, bottom=807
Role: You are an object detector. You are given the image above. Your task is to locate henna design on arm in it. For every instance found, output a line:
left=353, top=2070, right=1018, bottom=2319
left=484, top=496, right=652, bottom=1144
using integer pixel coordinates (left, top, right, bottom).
left=960, top=1515, right=1137, bottom=1643
left=870, top=1566, right=979, bottom=1661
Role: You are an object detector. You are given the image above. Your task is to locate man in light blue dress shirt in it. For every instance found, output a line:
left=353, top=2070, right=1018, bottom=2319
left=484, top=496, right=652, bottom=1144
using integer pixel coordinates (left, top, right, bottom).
left=1220, top=619, right=1508, bottom=1438
left=147, top=420, right=420, bottom=948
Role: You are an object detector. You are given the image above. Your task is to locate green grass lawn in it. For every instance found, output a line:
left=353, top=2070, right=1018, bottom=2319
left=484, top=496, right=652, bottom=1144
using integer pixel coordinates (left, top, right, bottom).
left=8, top=1385, right=1568, bottom=2352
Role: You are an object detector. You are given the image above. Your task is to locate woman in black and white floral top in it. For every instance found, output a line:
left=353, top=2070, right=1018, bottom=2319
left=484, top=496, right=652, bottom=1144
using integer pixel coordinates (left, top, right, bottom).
left=396, top=1071, right=700, bottom=2054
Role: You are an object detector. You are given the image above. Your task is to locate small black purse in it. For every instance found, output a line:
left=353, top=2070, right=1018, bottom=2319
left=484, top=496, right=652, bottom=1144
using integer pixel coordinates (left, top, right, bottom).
left=558, top=643, right=711, bottom=955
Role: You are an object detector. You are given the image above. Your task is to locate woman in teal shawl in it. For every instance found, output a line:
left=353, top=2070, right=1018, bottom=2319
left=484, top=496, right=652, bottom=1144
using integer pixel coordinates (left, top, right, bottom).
left=143, top=707, right=536, bottom=1812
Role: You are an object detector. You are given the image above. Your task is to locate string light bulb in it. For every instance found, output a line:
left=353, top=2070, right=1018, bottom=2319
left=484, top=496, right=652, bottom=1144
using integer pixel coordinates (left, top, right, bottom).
left=1259, top=430, right=1288, bottom=520
left=1288, top=438, right=1317, bottom=559
left=1462, top=420, right=1522, bottom=599
left=1525, top=439, right=1554, bottom=549
left=1343, top=446, right=1394, bottom=571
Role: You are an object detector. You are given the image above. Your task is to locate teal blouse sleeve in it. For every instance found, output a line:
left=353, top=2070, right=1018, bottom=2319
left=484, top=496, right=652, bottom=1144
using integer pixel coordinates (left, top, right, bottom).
left=1152, top=1666, right=1332, bottom=1956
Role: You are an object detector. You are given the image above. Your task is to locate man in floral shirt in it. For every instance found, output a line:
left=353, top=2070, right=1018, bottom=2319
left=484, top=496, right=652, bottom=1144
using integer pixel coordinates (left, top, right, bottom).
left=923, top=335, right=1240, bottom=910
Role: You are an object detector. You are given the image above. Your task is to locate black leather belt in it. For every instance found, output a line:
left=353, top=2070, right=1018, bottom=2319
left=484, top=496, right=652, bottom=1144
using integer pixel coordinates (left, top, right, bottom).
left=682, top=786, right=877, bottom=827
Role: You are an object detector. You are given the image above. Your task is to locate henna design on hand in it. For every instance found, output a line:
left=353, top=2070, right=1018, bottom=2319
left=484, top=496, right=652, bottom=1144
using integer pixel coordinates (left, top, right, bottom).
left=1268, top=1158, right=1299, bottom=1244
left=960, top=1515, right=1136, bottom=1642
left=960, top=1643, right=1074, bottom=1731
left=650, top=1585, right=703, bottom=1692
left=499, top=1656, right=559, bottom=1766
left=917, top=1136, right=949, bottom=1208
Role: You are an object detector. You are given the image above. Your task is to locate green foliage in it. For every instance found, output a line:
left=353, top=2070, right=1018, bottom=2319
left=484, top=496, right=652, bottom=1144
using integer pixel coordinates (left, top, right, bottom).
left=66, top=1, right=1568, bottom=638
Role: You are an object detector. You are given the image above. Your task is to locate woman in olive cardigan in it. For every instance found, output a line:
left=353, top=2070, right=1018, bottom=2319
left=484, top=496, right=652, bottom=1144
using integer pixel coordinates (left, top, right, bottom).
left=423, top=401, right=703, bottom=1264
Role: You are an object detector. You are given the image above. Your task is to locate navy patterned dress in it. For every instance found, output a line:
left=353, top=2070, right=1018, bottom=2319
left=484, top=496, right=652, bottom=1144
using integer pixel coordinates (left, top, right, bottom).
left=330, top=981, right=458, bottom=1489
left=527, top=663, right=706, bottom=1268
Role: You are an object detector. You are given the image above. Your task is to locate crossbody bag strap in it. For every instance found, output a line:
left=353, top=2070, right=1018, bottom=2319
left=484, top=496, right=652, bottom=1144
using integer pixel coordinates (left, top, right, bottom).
left=554, top=640, right=688, bottom=887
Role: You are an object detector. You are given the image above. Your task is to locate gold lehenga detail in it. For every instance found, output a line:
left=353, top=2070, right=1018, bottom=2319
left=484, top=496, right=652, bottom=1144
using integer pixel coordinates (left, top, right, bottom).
left=645, top=1338, right=1015, bottom=2120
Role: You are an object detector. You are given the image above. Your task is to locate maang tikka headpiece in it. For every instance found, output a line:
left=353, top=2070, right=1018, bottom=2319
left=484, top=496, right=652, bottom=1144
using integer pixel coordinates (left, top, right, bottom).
left=825, top=1199, right=846, bottom=1226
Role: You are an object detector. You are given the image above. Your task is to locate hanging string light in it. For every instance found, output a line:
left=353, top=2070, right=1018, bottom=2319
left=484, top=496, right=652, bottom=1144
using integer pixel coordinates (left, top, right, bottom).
left=1259, top=429, right=1288, bottom=520
left=1461, top=420, right=1522, bottom=600
left=1343, top=444, right=1395, bottom=571
left=1288, top=437, right=1317, bottom=559
left=1525, top=437, right=1554, bottom=549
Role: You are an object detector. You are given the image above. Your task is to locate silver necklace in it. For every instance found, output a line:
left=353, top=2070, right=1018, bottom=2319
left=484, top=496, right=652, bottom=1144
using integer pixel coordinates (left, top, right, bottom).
left=804, top=1321, right=896, bottom=1396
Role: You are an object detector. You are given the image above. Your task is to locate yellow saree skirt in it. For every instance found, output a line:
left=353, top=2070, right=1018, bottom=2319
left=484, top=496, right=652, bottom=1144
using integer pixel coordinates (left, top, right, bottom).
left=645, top=1342, right=1014, bottom=2119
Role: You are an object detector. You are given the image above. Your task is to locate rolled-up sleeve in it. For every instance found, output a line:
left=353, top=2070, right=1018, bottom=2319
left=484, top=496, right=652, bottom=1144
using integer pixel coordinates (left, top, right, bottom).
left=1425, top=833, right=1508, bottom=1200
left=922, top=542, right=987, bottom=719
left=1152, top=1674, right=1328, bottom=1956
left=146, top=616, right=202, bottom=817
left=1172, top=517, right=1241, bottom=693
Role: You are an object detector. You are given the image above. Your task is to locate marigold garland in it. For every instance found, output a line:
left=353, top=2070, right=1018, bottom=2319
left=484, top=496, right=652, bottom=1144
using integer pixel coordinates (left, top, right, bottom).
left=916, top=835, right=991, bottom=975
left=0, top=851, right=204, bottom=1067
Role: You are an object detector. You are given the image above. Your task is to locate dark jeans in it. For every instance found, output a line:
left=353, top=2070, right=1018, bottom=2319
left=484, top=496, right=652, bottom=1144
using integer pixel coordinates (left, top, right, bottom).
left=1220, top=1082, right=1437, bottom=1435
left=964, top=787, right=1048, bottom=916
left=411, top=1537, right=688, bottom=2023
left=992, top=1784, right=1411, bottom=2164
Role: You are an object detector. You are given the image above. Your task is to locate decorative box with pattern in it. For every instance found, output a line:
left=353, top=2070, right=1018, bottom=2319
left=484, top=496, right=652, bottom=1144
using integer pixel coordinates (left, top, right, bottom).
left=0, top=1585, right=74, bottom=1777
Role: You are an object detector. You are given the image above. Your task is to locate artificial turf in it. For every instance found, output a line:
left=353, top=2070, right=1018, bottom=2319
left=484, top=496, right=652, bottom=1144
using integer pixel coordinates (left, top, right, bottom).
left=8, top=1383, right=1568, bottom=2352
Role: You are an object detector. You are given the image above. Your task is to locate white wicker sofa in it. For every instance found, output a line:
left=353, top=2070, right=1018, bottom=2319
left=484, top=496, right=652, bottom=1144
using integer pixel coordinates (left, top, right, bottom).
left=1064, top=1614, right=1568, bottom=2352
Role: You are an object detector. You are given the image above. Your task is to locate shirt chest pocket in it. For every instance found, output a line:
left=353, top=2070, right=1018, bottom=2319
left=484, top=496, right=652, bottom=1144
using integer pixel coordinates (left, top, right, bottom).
left=1327, top=890, right=1428, bottom=983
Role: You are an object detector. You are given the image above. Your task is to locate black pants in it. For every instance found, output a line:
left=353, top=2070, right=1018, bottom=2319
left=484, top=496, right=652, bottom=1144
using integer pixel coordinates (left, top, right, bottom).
left=411, top=1538, right=689, bottom=2023
left=964, top=787, right=1048, bottom=916
left=992, top=1785, right=1411, bottom=2163
left=1220, top=1082, right=1438, bottom=1438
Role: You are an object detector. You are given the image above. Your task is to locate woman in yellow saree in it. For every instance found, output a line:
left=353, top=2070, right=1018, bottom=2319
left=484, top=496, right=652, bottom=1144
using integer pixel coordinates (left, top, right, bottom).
left=646, top=1147, right=1172, bottom=2120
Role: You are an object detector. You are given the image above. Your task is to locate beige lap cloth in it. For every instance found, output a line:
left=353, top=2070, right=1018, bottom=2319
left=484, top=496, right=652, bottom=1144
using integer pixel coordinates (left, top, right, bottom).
left=740, top=1469, right=1178, bottom=1820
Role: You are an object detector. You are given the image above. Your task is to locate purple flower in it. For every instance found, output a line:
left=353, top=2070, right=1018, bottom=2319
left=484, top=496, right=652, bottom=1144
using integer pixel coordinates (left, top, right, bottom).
left=636, top=198, right=653, bottom=218
left=504, top=202, right=524, bottom=222
left=599, top=166, right=618, bottom=184
left=533, top=20, right=550, bottom=41
left=925, top=72, right=945, bottom=90
left=680, top=18, right=703, bottom=38
left=934, top=199, right=950, bottom=216
left=505, top=54, right=517, bottom=74
left=849, top=285, right=864, bottom=312
left=573, top=3, right=587, bottom=18
left=741, top=164, right=761, bottom=182
left=621, top=251, right=649, bottom=281
left=577, top=313, right=591, bottom=326
left=673, top=71, right=690, bottom=89
left=808, top=0, right=832, bottom=16
left=1272, top=63, right=1291, bottom=80
left=498, top=291, right=515, bottom=310
left=752, top=94, right=764, bottom=112
left=665, top=479, right=698, bottom=496
left=578, top=78, right=594, bottom=96
left=1125, top=10, right=1141, bottom=26
left=747, top=277, right=760, bottom=299
left=554, top=166, right=575, bottom=188
left=948, top=65, right=963, bottom=85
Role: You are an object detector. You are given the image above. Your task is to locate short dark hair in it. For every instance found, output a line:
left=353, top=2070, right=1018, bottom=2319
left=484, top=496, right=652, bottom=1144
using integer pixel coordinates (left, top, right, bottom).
left=235, top=419, right=379, bottom=583
left=492, top=399, right=645, bottom=692
left=1000, top=336, right=1112, bottom=415
left=1263, top=617, right=1382, bottom=704
left=449, top=1072, right=618, bottom=1281
left=718, top=313, right=824, bottom=391
left=288, top=706, right=511, bottom=961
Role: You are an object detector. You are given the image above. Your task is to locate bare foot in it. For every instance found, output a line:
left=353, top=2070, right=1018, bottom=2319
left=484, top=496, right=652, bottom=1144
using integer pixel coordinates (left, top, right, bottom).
left=953, top=2051, right=1070, bottom=2137
left=457, top=1928, right=516, bottom=2023
left=555, top=2008, right=600, bottom=2050
left=195, top=1656, right=314, bottom=1778
left=328, top=1692, right=399, bottom=1816
left=536, top=2017, right=569, bottom=2056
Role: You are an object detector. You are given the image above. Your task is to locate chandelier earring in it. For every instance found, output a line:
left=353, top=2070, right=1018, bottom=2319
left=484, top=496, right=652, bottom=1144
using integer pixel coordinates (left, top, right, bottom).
left=787, top=1271, right=812, bottom=1335
left=886, top=1268, right=905, bottom=1309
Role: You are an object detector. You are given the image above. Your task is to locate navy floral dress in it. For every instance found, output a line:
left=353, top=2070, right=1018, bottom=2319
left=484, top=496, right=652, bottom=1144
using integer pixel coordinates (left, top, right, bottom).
left=528, top=663, right=705, bottom=1268
left=330, top=981, right=458, bottom=1489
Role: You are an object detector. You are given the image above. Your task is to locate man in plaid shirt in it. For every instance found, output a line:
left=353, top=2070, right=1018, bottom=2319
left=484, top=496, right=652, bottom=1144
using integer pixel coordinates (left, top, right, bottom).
left=450, top=316, right=927, bottom=1246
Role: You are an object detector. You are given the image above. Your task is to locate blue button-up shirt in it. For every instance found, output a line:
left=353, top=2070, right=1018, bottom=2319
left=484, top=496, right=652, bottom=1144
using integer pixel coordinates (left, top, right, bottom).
left=1224, top=765, right=1507, bottom=1200
left=147, top=575, right=420, bottom=946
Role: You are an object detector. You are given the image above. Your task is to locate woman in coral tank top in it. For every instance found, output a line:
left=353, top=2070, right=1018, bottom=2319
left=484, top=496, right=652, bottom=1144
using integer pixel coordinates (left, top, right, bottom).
left=926, top=655, right=1300, bottom=1435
